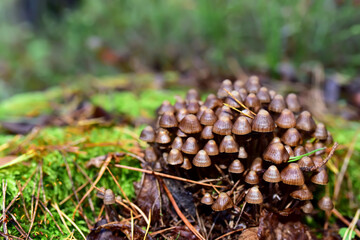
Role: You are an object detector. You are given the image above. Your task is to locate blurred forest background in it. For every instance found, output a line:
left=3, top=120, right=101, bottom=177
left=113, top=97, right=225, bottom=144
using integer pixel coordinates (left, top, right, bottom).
left=0, top=0, right=360, bottom=98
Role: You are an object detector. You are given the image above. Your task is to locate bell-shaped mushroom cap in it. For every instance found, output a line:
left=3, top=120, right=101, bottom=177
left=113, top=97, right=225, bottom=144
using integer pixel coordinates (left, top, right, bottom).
left=181, top=137, right=199, bottom=154
left=275, top=109, right=296, bottom=128
left=296, top=111, right=316, bottom=132
left=245, top=170, right=260, bottom=184
left=245, top=186, right=263, bottom=204
left=269, top=90, right=276, bottom=99
left=245, top=93, right=261, bottom=110
left=229, top=160, right=245, bottom=174
left=176, top=108, right=188, bottom=122
left=217, top=105, right=234, bottom=119
left=301, top=201, right=314, bottom=214
left=290, top=185, right=313, bottom=200
left=232, top=116, right=252, bottom=135
left=159, top=111, right=178, bottom=128
left=257, top=87, right=271, bottom=103
left=312, top=156, right=323, bottom=168
left=211, top=192, right=234, bottom=211
left=155, top=128, right=171, bottom=144
left=139, top=126, right=155, bottom=142
left=167, top=149, right=184, bottom=165
left=281, top=163, right=305, bottom=186
left=286, top=93, right=301, bottom=113
left=201, top=193, right=214, bottom=205
left=318, top=196, right=334, bottom=211
left=284, top=145, right=294, bottom=157
left=96, top=187, right=106, bottom=199
left=234, top=79, right=245, bottom=91
left=203, top=140, right=219, bottom=156
left=187, top=99, right=200, bottom=114
left=200, top=108, right=217, bottom=126
left=219, top=135, right=239, bottom=153
left=104, top=189, right=115, bottom=205
left=238, top=146, right=248, bottom=159
left=245, top=76, right=261, bottom=93
left=294, top=146, right=306, bottom=157
left=314, top=142, right=325, bottom=156
left=305, top=142, right=315, bottom=153
left=144, top=147, right=157, bottom=162
left=251, top=109, right=275, bottom=132
left=201, top=126, right=214, bottom=139
left=196, top=106, right=207, bottom=120
left=298, top=156, right=315, bottom=170
left=181, top=157, right=192, bottom=170
left=153, top=161, right=163, bottom=172
left=313, top=123, right=328, bottom=140
left=241, top=109, right=253, bottom=123
left=158, top=100, right=174, bottom=115
left=311, top=169, right=328, bottom=185
left=213, top=116, right=233, bottom=135
left=186, top=89, right=200, bottom=101
left=176, top=129, right=187, bottom=137
left=325, top=131, right=334, bottom=145
left=225, top=91, right=242, bottom=108
left=171, top=137, right=183, bottom=150
left=192, top=150, right=211, bottom=167
left=174, top=96, right=186, bottom=111
left=238, top=88, right=248, bottom=102
left=263, top=142, right=290, bottom=164
left=263, top=165, right=281, bottom=183
left=204, top=94, right=222, bottom=109
left=217, top=79, right=233, bottom=99
left=250, top=157, right=263, bottom=172
left=179, top=114, right=202, bottom=134
left=269, top=94, right=286, bottom=113
left=270, top=137, right=281, bottom=144
left=281, top=128, right=302, bottom=147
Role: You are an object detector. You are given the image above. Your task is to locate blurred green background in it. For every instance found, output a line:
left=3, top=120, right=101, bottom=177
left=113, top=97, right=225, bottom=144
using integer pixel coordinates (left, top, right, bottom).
left=0, top=0, right=360, bottom=97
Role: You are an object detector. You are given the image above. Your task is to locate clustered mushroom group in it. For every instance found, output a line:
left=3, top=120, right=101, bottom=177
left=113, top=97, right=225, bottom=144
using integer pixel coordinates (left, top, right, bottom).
left=139, top=77, right=334, bottom=227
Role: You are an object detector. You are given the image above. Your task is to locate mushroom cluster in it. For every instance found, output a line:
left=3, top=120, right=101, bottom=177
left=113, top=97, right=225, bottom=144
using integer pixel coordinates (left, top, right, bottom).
left=139, top=77, right=334, bottom=220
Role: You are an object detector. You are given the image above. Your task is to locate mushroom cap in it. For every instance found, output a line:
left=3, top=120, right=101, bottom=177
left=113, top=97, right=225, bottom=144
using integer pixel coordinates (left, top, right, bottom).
left=192, top=150, right=211, bottom=167
left=290, top=185, right=313, bottom=200
left=201, top=193, right=214, bottom=205
left=153, top=161, right=163, bottom=172
left=200, top=108, right=218, bottom=126
left=245, top=186, right=263, bottom=204
left=280, top=163, right=305, bottom=186
left=203, top=140, right=219, bottom=156
left=176, top=108, right=188, bottom=122
left=155, top=128, right=171, bottom=144
left=219, top=135, right=239, bottom=153
left=257, top=87, right=271, bottom=103
left=294, top=146, right=306, bottom=157
left=245, top=76, right=261, bottom=93
left=196, top=105, right=208, bottom=120
left=251, top=109, right=275, bottom=132
left=318, top=196, right=334, bottom=211
left=144, top=147, right=157, bottom=162
left=225, top=91, right=242, bottom=108
left=301, top=201, right=314, bottom=214
left=245, top=170, right=260, bottom=184
left=296, top=111, right=316, bottom=132
left=229, top=160, right=245, bottom=174
left=174, top=96, right=186, bottom=111
left=263, top=142, right=290, bottom=164
left=281, top=128, right=302, bottom=147
left=181, top=157, right=192, bottom=170
left=284, top=145, right=294, bottom=157
left=245, top=93, right=261, bottom=110
left=232, top=116, right=252, bottom=135
left=104, top=189, right=115, bottom=205
left=263, top=165, right=281, bottom=183
left=187, top=99, right=200, bottom=114
left=96, top=187, right=106, bottom=199
left=213, top=116, right=233, bottom=135
left=313, top=123, right=328, bottom=140
left=217, top=79, right=233, bottom=99
left=179, top=114, right=202, bottom=134
left=181, top=137, right=199, bottom=155
left=176, top=129, right=187, bottom=137
left=139, top=126, right=155, bottom=142
left=250, top=157, right=263, bottom=172
left=158, top=100, right=174, bottom=115
left=211, top=192, right=234, bottom=211
left=275, top=109, right=296, bottom=128
left=167, top=149, right=184, bottom=165
left=159, top=111, right=178, bottom=128
left=311, top=169, right=328, bottom=185
left=171, top=137, right=183, bottom=150
left=186, top=89, right=200, bottom=101
left=238, top=146, right=248, bottom=159
left=201, top=126, right=214, bottom=139
left=298, top=156, right=315, bottom=170
left=286, top=93, right=301, bottom=112
left=204, top=94, right=222, bottom=109
left=269, top=94, right=286, bottom=113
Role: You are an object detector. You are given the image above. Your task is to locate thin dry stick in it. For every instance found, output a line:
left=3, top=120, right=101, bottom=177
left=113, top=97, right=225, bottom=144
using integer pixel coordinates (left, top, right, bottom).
left=131, top=211, right=134, bottom=240
left=114, top=164, right=227, bottom=189
left=2, top=180, right=8, bottom=240
left=334, top=131, right=359, bottom=201
left=0, top=168, right=37, bottom=222
left=214, top=228, right=244, bottom=240
left=332, top=208, right=360, bottom=238
left=159, top=178, right=206, bottom=240
left=60, top=180, right=90, bottom=205
left=124, top=152, right=147, bottom=164
left=39, top=200, right=64, bottom=235
left=52, top=203, right=71, bottom=235
left=223, top=88, right=256, bottom=115
left=106, top=167, right=137, bottom=213
left=223, top=103, right=254, bottom=119
left=54, top=204, right=86, bottom=240
left=96, top=205, right=105, bottom=222
left=26, top=172, right=41, bottom=240
left=7, top=211, right=32, bottom=240
left=73, top=154, right=112, bottom=219
left=150, top=226, right=177, bottom=237
left=16, top=181, right=30, bottom=221
left=143, top=210, right=151, bottom=240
